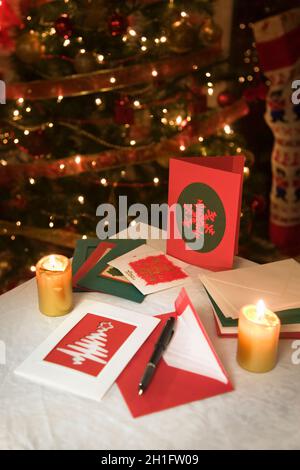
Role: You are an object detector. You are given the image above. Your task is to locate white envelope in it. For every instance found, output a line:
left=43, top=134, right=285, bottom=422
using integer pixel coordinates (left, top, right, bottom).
left=108, top=244, right=189, bottom=295
left=15, top=300, right=159, bottom=401
left=201, top=259, right=300, bottom=319
left=164, top=302, right=228, bottom=384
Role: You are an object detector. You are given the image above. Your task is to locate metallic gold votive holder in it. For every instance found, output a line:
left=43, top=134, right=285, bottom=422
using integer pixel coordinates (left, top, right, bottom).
left=36, top=254, right=73, bottom=317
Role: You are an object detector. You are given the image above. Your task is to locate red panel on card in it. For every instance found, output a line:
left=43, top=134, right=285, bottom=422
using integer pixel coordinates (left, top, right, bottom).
left=44, top=314, right=136, bottom=377
left=129, top=254, right=187, bottom=285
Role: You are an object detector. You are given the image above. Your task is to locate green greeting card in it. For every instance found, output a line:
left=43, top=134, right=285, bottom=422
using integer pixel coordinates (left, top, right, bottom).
left=72, top=238, right=100, bottom=292
left=78, top=239, right=146, bottom=303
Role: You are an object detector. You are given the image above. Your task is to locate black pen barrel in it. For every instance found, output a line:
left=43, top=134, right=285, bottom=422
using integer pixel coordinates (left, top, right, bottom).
left=139, top=363, right=156, bottom=391
left=149, top=344, right=164, bottom=365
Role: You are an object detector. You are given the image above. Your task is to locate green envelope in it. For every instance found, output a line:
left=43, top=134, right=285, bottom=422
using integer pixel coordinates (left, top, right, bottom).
left=77, top=239, right=146, bottom=303
left=205, top=288, right=300, bottom=327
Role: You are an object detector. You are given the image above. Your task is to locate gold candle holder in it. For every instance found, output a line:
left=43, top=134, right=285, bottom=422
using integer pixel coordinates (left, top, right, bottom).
left=36, top=254, right=72, bottom=317
left=237, top=300, right=280, bottom=373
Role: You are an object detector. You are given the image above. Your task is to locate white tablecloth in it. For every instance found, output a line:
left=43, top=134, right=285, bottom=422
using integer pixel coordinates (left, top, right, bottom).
left=0, top=231, right=299, bottom=450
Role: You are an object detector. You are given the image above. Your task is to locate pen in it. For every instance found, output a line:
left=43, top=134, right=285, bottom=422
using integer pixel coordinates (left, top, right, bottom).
left=138, top=316, right=176, bottom=396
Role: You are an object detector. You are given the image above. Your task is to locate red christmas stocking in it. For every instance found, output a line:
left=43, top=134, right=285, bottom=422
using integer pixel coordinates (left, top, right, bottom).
left=253, top=8, right=300, bottom=253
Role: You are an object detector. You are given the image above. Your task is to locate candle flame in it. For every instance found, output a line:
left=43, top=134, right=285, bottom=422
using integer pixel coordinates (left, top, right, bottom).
left=256, top=299, right=266, bottom=320
left=39, top=254, right=68, bottom=272
left=49, top=255, right=57, bottom=270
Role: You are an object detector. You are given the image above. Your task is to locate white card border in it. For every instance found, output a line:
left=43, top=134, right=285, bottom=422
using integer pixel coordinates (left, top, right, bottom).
left=15, top=300, right=160, bottom=401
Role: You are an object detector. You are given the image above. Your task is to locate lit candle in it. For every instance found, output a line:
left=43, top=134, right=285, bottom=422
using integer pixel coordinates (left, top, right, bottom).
left=237, top=300, right=280, bottom=373
left=36, top=254, right=72, bottom=317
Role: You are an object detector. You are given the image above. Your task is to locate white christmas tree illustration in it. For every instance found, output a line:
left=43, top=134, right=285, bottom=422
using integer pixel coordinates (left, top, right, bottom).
left=57, top=321, right=114, bottom=366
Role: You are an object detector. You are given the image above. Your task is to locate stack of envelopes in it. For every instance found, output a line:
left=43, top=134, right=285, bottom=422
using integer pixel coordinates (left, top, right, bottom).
left=201, top=259, right=300, bottom=338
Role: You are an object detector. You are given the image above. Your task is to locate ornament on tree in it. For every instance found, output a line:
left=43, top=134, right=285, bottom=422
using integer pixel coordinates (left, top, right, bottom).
left=187, top=77, right=208, bottom=115
left=74, top=51, right=97, bottom=74
left=108, top=12, right=128, bottom=37
left=15, top=31, right=43, bottom=64
left=114, top=95, right=134, bottom=125
left=217, top=90, right=236, bottom=108
left=168, top=19, right=197, bottom=53
left=199, top=18, right=222, bottom=45
left=55, top=14, right=73, bottom=39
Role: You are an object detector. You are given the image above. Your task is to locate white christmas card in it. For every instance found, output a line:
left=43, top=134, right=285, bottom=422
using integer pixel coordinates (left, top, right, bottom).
left=15, top=300, right=159, bottom=401
left=108, top=245, right=189, bottom=295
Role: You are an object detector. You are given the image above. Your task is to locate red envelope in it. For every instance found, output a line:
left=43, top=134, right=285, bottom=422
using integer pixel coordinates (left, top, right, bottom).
left=117, top=289, right=233, bottom=418
left=167, top=156, right=245, bottom=271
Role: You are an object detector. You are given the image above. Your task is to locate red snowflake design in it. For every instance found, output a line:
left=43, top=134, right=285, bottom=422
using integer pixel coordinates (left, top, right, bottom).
left=182, top=199, right=217, bottom=239
left=129, top=254, right=187, bottom=285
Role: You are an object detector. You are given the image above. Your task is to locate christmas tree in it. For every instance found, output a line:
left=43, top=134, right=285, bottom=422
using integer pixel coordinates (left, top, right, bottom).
left=0, top=0, right=257, bottom=292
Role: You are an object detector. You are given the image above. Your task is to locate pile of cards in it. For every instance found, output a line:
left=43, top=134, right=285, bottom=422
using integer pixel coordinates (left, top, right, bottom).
left=72, top=238, right=189, bottom=303
left=201, top=259, right=300, bottom=338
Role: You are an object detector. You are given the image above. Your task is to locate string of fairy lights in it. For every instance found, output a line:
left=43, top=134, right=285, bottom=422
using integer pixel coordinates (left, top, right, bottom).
left=3, top=120, right=250, bottom=258
left=0, top=1, right=258, bottom=277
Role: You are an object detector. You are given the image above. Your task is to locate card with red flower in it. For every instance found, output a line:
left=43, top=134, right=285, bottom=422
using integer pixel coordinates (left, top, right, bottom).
left=167, top=156, right=244, bottom=271
left=108, top=245, right=189, bottom=295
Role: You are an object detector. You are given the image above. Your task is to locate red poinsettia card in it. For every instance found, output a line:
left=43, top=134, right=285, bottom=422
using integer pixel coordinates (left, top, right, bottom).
left=167, top=156, right=244, bottom=271
left=15, top=300, right=159, bottom=401
left=108, top=245, right=189, bottom=295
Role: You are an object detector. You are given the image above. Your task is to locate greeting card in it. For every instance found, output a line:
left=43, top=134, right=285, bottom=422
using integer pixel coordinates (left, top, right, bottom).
left=167, top=156, right=244, bottom=271
left=72, top=240, right=115, bottom=291
left=72, top=238, right=100, bottom=292
left=108, top=245, right=189, bottom=295
left=78, top=239, right=146, bottom=303
left=15, top=300, right=159, bottom=401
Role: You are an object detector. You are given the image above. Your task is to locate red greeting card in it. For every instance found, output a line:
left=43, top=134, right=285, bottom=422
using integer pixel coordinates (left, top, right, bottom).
left=167, top=156, right=244, bottom=271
